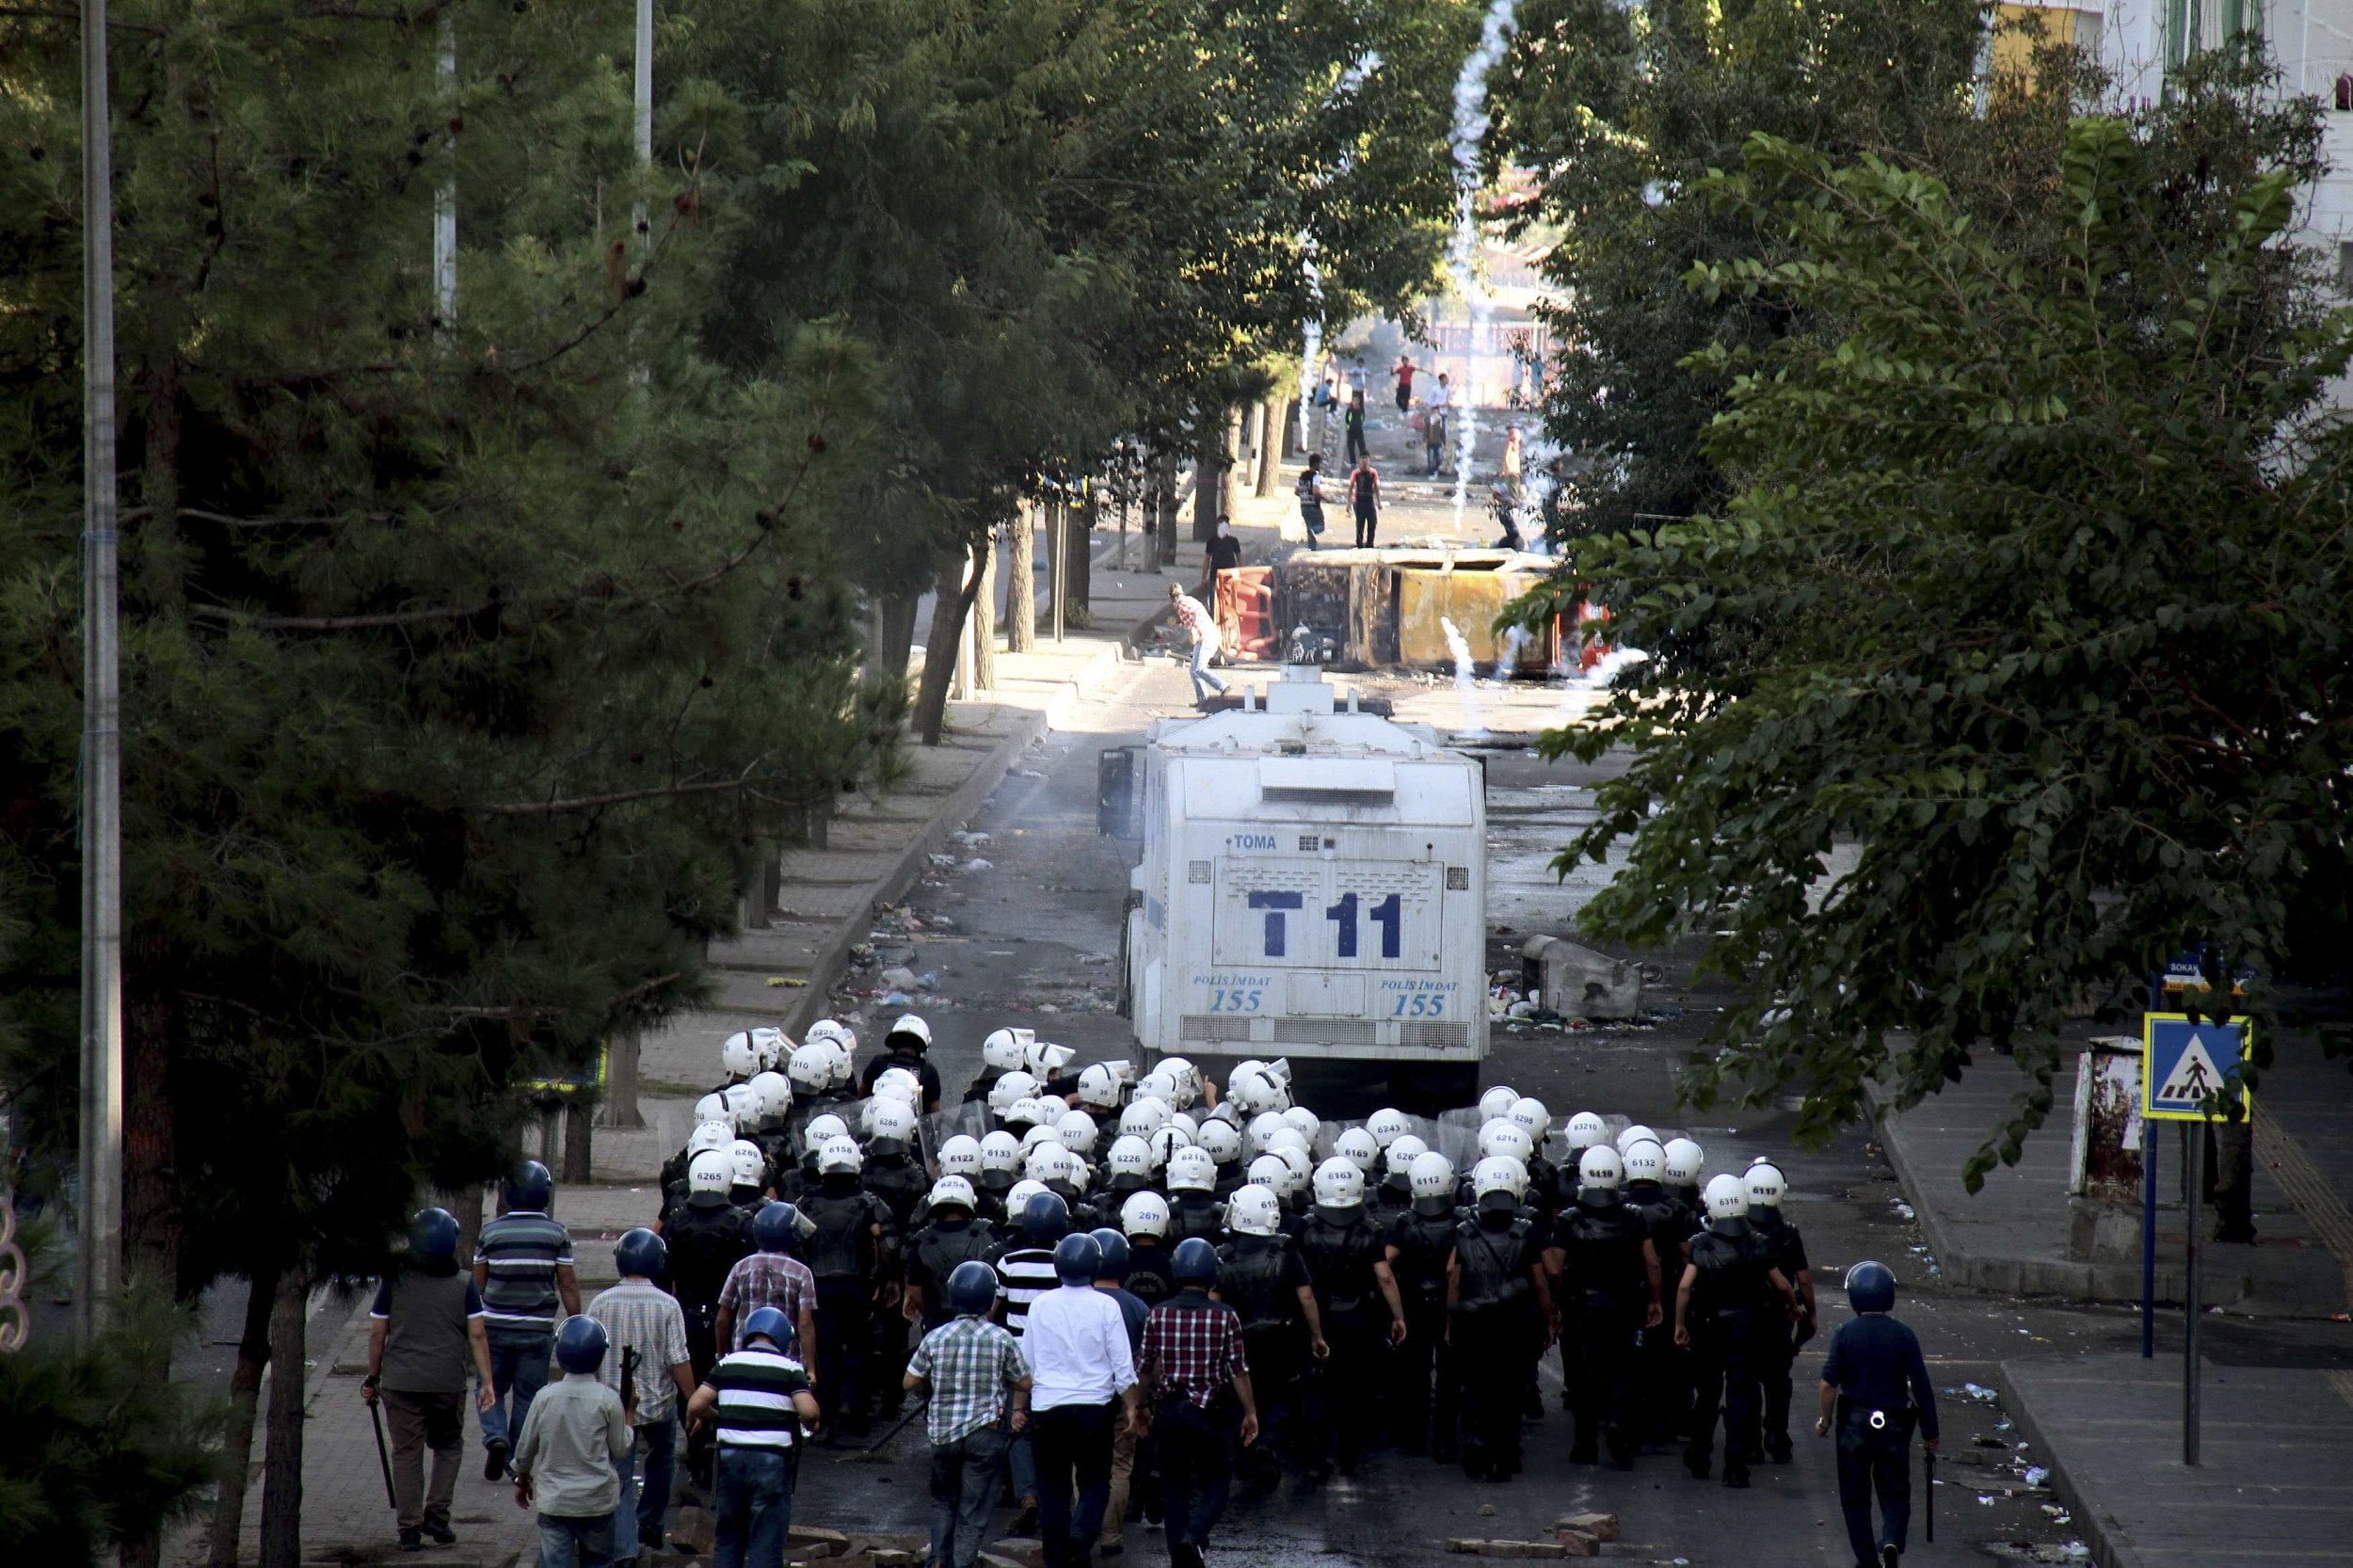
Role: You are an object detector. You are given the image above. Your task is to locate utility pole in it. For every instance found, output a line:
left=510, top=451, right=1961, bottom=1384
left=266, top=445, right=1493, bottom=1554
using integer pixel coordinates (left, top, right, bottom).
left=77, top=0, right=124, bottom=1340
left=433, top=17, right=457, bottom=336
left=634, top=0, right=653, bottom=244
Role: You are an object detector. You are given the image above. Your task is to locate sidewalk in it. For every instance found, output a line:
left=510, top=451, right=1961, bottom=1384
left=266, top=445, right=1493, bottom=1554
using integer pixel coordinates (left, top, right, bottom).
left=1998, top=1352, right=2353, bottom=1568
left=1869, top=1038, right=2352, bottom=1312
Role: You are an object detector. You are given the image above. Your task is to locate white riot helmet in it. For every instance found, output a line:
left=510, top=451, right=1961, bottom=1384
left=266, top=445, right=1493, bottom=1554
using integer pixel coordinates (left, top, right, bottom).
left=888, top=1014, right=933, bottom=1051
left=1280, top=1106, right=1321, bottom=1144
left=1578, top=1145, right=1625, bottom=1194
left=818, top=1135, right=863, bottom=1175
left=803, top=1113, right=850, bottom=1148
left=1622, top=1138, right=1666, bottom=1183
left=751, top=1026, right=790, bottom=1070
left=927, top=1175, right=977, bottom=1213
left=1565, top=1112, right=1608, bottom=1153
left=1168, top=1111, right=1200, bottom=1143
left=1273, top=1144, right=1313, bottom=1193
left=1107, top=1136, right=1155, bottom=1184
left=1006, top=1098, right=1052, bottom=1131
left=1025, top=1142, right=1072, bottom=1183
left=687, top=1121, right=731, bottom=1158
left=873, top=1067, right=922, bottom=1105
left=1230, top=1068, right=1283, bottom=1115
left=979, top=1130, right=1021, bottom=1174
left=1746, top=1160, right=1786, bottom=1208
left=1120, top=1097, right=1172, bottom=1140
left=787, top=1045, right=832, bottom=1094
left=804, top=1017, right=851, bottom=1052
left=735, top=1132, right=778, bottom=1185
left=1024, top=1038, right=1076, bottom=1078
left=1704, top=1172, right=1748, bottom=1223
left=1121, top=1191, right=1172, bottom=1240
left=748, top=1071, right=793, bottom=1126
left=983, top=1026, right=1035, bottom=1073
left=1197, top=1120, right=1243, bottom=1165
left=1335, top=1127, right=1381, bottom=1176
left=938, top=1134, right=984, bottom=1178
left=695, top=1093, right=728, bottom=1128
left=1248, top=1154, right=1293, bottom=1196
left=1265, top=1127, right=1311, bottom=1161
left=1313, top=1157, right=1367, bottom=1209
left=1077, top=1063, right=1125, bottom=1111
left=1148, top=1126, right=1193, bottom=1169
left=1409, top=1149, right=1458, bottom=1200
left=722, top=1031, right=761, bottom=1079
left=823, top=1038, right=857, bottom=1090
left=1616, top=1123, right=1658, bottom=1154
left=1663, top=1138, right=1705, bottom=1186
left=1385, top=1133, right=1430, bottom=1177
left=868, top=1098, right=918, bottom=1147
left=1479, top=1085, right=1520, bottom=1123
left=1018, top=1124, right=1061, bottom=1160
left=1160, top=1055, right=1200, bottom=1096
left=1478, top=1119, right=1533, bottom=1165
left=1471, top=1155, right=1524, bottom=1201
left=688, top=1149, right=732, bottom=1196
left=1054, top=1110, right=1098, bottom=1156
left=1227, top=1184, right=1282, bottom=1237
left=1135, top=1071, right=1183, bottom=1111
left=1166, top=1146, right=1218, bottom=1193
left=1247, top=1112, right=1289, bottom=1156
left=987, top=1070, right=1039, bottom=1116
left=723, top=1084, right=761, bottom=1135
left=1228, top=1059, right=1267, bottom=1095
left=1367, top=1107, right=1413, bottom=1149
left=1005, top=1178, right=1048, bottom=1216
left=1508, top=1097, right=1550, bottom=1144
left=856, top=1096, right=887, bottom=1138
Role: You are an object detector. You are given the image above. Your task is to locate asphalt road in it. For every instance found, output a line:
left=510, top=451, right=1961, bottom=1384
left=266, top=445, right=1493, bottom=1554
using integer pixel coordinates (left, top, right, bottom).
left=794, top=657, right=2117, bottom=1568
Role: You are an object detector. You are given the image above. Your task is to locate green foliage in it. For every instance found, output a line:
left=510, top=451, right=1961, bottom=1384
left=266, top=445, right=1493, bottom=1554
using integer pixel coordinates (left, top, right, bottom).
left=1526, top=63, right=2348, bottom=1188
left=0, top=1250, right=221, bottom=1563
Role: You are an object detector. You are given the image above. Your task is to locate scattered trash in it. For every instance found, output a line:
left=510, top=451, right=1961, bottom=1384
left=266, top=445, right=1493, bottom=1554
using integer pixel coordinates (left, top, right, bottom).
left=2023, top=1465, right=2050, bottom=1488
left=1015, top=768, right=1046, bottom=778
left=766, top=976, right=809, bottom=988
left=952, top=831, right=992, bottom=847
left=878, top=967, right=919, bottom=993
left=916, top=970, right=943, bottom=991
left=964, top=857, right=993, bottom=872
left=1890, top=1201, right=1916, bottom=1221
left=1977, top=1495, right=1996, bottom=1506
left=928, top=853, right=957, bottom=870
left=882, top=990, right=912, bottom=1007
left=1962, top=1383, right=2001, bottom=1403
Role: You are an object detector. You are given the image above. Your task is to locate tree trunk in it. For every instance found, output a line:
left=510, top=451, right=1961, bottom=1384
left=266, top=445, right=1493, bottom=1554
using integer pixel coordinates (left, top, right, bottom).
left=969, top=533, right=997, bottom=690
left=1193, top=417, right=1228, bottom=543
left=1221, top=405, right=1245, bottom=519
left=206, top=1264, right=280, bottom=1568
left=599, top=1024, right=644, bottom=1130
left=1256, top=396, right=1286, bottom=497
left=257, top=1262, right=310, bottom=1568
left=452, top=1185, right=486, bottom=1273
left=562, top=1098, right=594, bottom=1183
left=1005, top=503, right=1036, bottom=653
left=868, top=589, right=920, bottom=687
left=914, top=549, right=982, bottom=744
left=1065, top=493, right=1093, bottom=614
left=123, top=991, right=180, bottom=1292
left=1149, top=456, right=1176, bottom=574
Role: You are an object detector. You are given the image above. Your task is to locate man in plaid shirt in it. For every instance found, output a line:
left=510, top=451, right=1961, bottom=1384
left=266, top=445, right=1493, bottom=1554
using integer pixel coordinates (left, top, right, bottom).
left=587, top=1228, right=696, bottom=1557
left=906, top=1261, right=1032, bottom=1568
left=1138, top=1240, right=1258, bottom=1568
left=715, top=1203, right=820, bottom=1374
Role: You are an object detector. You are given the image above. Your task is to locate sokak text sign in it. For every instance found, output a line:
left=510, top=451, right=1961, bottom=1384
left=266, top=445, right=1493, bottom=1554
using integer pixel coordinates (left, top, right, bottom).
left=2140, top=1015, right=2252, bottom=1123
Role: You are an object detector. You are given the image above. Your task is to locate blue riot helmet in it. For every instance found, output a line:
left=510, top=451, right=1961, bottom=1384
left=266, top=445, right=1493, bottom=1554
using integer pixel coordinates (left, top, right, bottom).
left=946, top=1259, right=1000, bottom=1318
left=553, top=1315, right=610, bottom=1374
left=504, top=1159, right=553, bottom=1211
left=1845, top=1260, right=1897, bottom=1314
left=1170, top=1236, right=1220, bottom=1286
left=1053, top=1231, right=1104, bottom=1286
left=743, top=1305, right=792, bottom=1347
left=410, top=1207, right=459, bottom=1259
left=753, top=1201, right=802, bottom=1254
left=1089, top=1227, right=1130, bottom=1280
left=1020, top=1190, right=1072, bottom=1245
left=614, top=1227, right=666, bottom=1279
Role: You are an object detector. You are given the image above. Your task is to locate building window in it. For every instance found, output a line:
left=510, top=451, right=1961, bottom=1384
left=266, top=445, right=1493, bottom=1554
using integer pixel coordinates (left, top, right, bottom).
left=2169, top=0, right=2263, bottom=69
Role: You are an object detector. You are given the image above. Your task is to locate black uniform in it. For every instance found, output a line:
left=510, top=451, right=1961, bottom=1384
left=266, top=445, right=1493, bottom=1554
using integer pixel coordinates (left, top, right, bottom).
left=1386, top=1201, right=1461, bottom=1458
left=663, top=1196, right=754, bottom=1379
left=1124, top=1241, right=1177, bottom=1309
left=1449, top=1205, right=1545, bottom=1480
left=858, top=1047, right=943, bottom=1112
left=1166, top=1192, right=1226, bottom=1247
left=1821, top=1313, right=1939, bottom=1568
left=1747, top=1204, right=1813, bottom=1461
left=1214, top=1233, right=1314, bottom=1491
left=962, top=1067, right=1006, bottom=1106
left=974, top=1171, right=1016, bottom=1226
left=1683, top=1223, right=1781, bottom=1485
left=1372, top=1175, right=1414, bottom=1224
left=1551, top=1194, right=1651, bottom=1465
left=1624, top=1180, right=1696, bottom=1445
left=904, top=1214, right=1000, bottom=1329
left=1296, top=1203, right=1392, bottom=1478
left=800, top=1174, right=899, bottom=1435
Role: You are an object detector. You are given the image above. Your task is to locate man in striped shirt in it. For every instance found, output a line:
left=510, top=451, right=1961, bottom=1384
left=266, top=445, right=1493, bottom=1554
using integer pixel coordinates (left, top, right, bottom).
left=473, top=1160, right=581, bottom=1480
left=688, top=1306, right=820, bottom=1568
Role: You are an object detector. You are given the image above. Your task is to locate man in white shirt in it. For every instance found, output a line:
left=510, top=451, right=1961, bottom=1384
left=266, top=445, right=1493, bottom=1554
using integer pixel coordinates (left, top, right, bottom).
left=1167, top=584, right=1226, bottom=708
left=1023, top=1235, right=1146, bottom=1568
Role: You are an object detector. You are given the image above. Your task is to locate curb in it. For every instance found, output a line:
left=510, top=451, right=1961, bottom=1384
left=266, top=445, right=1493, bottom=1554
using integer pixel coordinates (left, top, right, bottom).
left=1992, top=1358, right=2137, bottom=1568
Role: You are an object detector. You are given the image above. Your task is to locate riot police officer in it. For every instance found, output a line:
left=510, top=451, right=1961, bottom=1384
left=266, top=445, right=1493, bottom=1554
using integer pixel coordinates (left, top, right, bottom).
left=1446, top=1159, right=1552, bottom=1481
left=861, top=1094, right=932, bottom=1420
left=902, top=1176, right=1000, bottom=1332
left=1214, top=1184, right=1327, bottom=1494
left=966, top=1025, right=1036, bottom=1105
left=1119, top=1192, right=1178, bottom=1308
left=1385, top=1150, right=1460, bottom=1460
left=661, top=1149, right=755, bottom=1381
left=800, top=1134, right=899, bottom=1438
left=1373, top=1134, right=1425, bottom=1221
left=1676, top=1173, right=1794, bottom=1488
left=1296, top=1158, right=1407, bottom=1480
left=1745, top=1160, right=1817, bottom=1463
left=1545, top=1145, right=1661, bottom=1468
left=1620, top=1137, right=1694, bottom=1448
left=859, top=1012, right=944, bottom=1112
left=1163, top=1148, right=1226, bottom=1246
left=1818, top=1261, right=1938, bottom=1568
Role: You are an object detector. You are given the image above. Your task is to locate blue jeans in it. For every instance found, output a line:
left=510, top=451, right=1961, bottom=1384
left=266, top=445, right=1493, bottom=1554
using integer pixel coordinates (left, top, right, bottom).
left=713, top=1445, right=794, bottom=1568
left=928, top=1424, right=1010, bottom=1568
left=1008, top=1427, right=1036, bottom=1504
left=615, top=1415, right=676, bottom=1548
left=537, top=1511, right=615, bottom=1568
left=1189, top=640, right=1226, bottom=702
left=481, top=1329, right=552, bottom=1449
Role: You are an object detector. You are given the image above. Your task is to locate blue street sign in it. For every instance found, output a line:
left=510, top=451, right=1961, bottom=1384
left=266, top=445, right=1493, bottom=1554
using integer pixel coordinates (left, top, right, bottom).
left=2141, top=1014, right=2251, bottom=1122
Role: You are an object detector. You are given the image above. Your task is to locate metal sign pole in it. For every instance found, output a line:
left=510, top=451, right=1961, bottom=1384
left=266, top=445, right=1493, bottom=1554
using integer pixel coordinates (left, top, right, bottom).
left=2184, top=1119, right=2203, bottom=1465
left=2141, top=1118, right=2157, bottom=1359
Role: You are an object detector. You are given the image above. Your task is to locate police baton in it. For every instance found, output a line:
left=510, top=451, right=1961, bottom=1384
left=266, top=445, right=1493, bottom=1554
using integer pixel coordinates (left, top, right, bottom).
left=1923, top=1448, right=1935, bottom=1543
left=367, top=1398, right=398, bottom=1511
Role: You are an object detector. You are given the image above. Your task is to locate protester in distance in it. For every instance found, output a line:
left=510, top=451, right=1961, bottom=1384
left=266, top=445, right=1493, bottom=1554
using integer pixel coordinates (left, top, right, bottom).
left=1139, top=1237, right=1257, bottom=1568
left=1022, top=1231, right=1147, bottom=1568
left=511, top=1315, right=632, bottom=1568
left=688, top=1305, right=822, bottom=1568
left=905, top=1259, right=1033, bottom=1568
left=474, top=1160, right=582, bottom=1482
left=1819, top=1262, right=1938, bottom=1568
left=364, top=1207, right=499, bottom=1554
left=1349, top=455, right=1382, bottom=550
left=1167, top=583, right=1227, bottom=709
left=1294, top=454, right=1327, bottom=549
left=1197, top=517, right=1244, bottom=600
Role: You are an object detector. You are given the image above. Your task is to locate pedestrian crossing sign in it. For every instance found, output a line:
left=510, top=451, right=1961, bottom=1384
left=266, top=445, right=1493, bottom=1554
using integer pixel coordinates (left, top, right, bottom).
left=2141, top=1014, right=2252, bottom=1122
